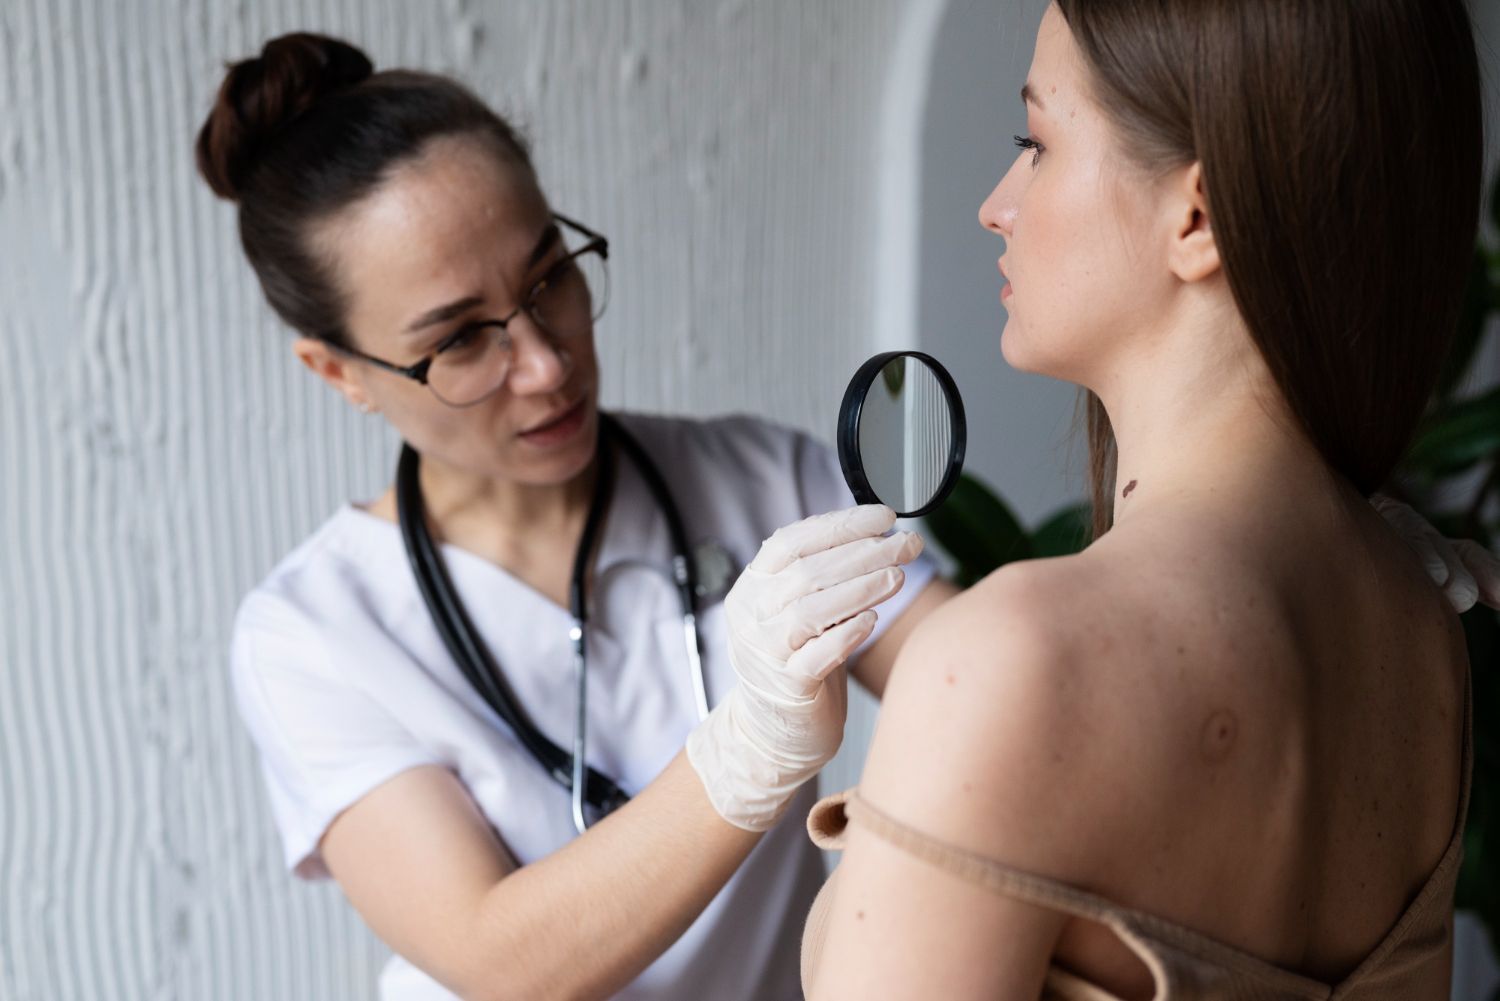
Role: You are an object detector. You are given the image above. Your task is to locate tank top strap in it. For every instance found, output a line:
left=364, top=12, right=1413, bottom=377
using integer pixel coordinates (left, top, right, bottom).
left=805, top=668, right=1472, bottom=1001
left=807, top=789, right=1334, bottom=998
left=807, top=787, right=1131, bottom=926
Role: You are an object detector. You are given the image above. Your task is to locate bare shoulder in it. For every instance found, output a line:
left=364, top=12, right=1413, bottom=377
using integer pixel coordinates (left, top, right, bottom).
left=862, top=540, right=1277, bottom=886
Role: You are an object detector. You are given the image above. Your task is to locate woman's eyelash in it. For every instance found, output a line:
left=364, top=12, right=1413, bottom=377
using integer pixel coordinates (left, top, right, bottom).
left=1012, top=133, right=1044, bottom=167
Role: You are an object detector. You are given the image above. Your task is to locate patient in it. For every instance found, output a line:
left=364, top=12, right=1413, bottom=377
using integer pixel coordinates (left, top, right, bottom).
left=803, top=1, right=1484, bottom=998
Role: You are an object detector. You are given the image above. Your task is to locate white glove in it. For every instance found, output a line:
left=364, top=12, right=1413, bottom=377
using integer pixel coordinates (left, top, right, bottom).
left=687, top=505, right=925, bottom=831
left=1372, top=494, right=1500, bottom=613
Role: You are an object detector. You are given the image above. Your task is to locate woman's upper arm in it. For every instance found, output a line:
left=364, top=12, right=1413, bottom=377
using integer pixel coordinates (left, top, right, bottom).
left=851, top=576, right=961, bottom=697
left=808, top=570, right=1105, bottom=1000
left=321, top=764, right=518, bottom=994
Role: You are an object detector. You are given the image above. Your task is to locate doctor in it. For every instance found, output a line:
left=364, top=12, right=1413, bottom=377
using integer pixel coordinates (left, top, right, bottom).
left=200, top=33, right=953, bottom=1001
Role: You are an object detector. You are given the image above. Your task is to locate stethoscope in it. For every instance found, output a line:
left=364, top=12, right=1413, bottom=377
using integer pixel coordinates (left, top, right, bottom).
left=397, top=411, right=718, bottom=834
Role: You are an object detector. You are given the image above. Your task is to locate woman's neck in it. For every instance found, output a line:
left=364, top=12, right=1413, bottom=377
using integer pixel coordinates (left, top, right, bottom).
left=1092, top=312, right=1340, bottom=531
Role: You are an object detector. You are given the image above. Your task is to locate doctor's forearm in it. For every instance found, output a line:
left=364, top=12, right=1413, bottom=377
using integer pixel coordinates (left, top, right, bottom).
left=457, top=750, right=763, bottom=1001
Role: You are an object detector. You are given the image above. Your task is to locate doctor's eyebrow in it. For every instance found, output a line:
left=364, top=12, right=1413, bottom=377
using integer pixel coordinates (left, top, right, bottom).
left=1021, top=82, right=1046, bottom=111
left=405, top=296, right=485, bottom=335
left=402, top=223, right=564, bottom=335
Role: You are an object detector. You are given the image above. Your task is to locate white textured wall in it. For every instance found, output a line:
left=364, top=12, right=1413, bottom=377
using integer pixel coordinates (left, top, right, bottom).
left=6, top=1, right=1499, bottom=999
left=0, top=2, right=908, bottom=998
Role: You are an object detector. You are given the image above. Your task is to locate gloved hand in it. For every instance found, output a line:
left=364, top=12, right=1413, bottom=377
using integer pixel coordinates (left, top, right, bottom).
left=1372, top=494, right=1500, bottom=613
left=687, top=505, right=925, bottom=831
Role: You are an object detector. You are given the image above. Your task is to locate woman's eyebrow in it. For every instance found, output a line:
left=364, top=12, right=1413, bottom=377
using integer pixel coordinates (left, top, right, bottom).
left=402, top=224, right=564, bottom=335
left=1021, top=81, right=1046, bottom=112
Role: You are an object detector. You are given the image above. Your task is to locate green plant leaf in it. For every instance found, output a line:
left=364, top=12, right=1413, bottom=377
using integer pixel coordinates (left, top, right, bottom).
left=1031, top=502, right=1092, bottom=558
left=1436, top=248, right=1494, bottom=401
left=1402, top=386, right=1500, bottom=480
left=1491, top=166, right=1500, bottom=240
left=1458, top=608, right=1500, bottom=936
left=923, top=473, right=1032, bottom=587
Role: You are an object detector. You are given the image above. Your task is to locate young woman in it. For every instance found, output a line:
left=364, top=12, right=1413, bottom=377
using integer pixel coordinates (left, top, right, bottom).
left=804, top=1, right=1491, bottom=998
left=199, top=33, right=952, bottom=1001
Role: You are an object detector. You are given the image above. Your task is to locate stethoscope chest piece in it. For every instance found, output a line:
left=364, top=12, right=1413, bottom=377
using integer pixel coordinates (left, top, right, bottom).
left=692, top=539, right=738, bottom=604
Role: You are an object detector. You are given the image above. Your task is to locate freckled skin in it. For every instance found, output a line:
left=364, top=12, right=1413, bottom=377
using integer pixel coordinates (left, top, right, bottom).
left=1200, top=709, right=1238, bottom=763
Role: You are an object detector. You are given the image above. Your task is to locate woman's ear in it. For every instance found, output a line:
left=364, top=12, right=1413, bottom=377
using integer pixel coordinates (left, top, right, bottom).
left=1167, top=162, right=1221, bottom=283
left=292, top=337, right=379, bottom=414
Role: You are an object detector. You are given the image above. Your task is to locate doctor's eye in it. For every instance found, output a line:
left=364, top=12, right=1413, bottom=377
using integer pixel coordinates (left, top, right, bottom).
left=1012, top=134, right=1044, bottom=167
left=437, top=323, right=492, bottom=361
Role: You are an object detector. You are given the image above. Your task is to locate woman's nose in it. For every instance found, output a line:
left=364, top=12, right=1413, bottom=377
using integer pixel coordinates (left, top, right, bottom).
left=506, top=317, right=573, bottom=394
left=978, top=163, right=1022, bottom=237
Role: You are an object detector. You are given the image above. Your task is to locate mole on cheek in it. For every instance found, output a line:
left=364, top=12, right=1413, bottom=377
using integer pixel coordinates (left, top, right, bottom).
left=1122, top=479, right=1138, bottom=498
left=1199, top=709, right=1238, bottom=763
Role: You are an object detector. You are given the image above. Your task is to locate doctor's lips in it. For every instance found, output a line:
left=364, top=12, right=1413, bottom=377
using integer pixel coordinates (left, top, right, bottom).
left=517, top=396, right=589, bottom=446
left=999, top=259, right=1014, bottom=300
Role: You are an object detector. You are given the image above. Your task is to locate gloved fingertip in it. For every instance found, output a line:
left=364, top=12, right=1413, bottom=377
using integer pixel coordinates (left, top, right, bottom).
left=899, top=530, right=925, bottom=559
left=1446, top=577, right=1479, bottom=614
left=1422, top=553, right=1452, bottom=587
left=859, top=504, right=898, bottom=533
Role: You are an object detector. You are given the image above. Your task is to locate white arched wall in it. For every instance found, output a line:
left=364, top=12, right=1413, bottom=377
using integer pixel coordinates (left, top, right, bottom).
left=825, top=0, right=1079, bottom=797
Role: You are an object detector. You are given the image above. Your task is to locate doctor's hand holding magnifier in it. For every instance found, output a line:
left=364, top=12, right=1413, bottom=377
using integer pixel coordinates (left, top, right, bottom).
left=203, top=33, right=953, bottom=1001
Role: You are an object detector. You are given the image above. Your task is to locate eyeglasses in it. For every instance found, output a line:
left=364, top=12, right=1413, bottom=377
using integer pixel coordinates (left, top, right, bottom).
left=332, top=213, right=609, bottom=407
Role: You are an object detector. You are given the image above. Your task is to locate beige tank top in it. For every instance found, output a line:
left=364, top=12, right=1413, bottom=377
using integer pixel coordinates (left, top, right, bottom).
left=802, top=675, right=1471, bottom=1000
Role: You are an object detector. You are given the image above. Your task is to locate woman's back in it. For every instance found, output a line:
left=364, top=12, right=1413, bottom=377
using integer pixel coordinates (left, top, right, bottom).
left=996, top=476, right=1468, bottom=994
left=803, top=468, right=1470, bottom=1000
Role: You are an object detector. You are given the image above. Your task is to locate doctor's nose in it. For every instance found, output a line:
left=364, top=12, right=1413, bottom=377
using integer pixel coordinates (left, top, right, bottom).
left=506, top=318, right=574, bottom=395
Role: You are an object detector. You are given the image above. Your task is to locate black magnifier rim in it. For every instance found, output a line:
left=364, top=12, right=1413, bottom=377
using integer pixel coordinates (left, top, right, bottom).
left=836, top=349, right=967, bottom=519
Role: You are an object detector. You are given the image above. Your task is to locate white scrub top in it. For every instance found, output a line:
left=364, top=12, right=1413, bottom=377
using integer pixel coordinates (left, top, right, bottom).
left=230, top=412, right=937, bottom=1001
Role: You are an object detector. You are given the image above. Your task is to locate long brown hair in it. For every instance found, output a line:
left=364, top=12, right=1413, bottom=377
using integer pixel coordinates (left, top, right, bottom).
left=1052, top=0, right=1484, bottom=540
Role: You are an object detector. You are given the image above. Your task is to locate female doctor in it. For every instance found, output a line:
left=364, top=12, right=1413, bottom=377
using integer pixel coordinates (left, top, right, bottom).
left=199, top=33, right=953, bottom=1001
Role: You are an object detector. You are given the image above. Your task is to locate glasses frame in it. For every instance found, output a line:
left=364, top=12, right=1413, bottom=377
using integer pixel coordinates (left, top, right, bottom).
left=329, top=212, right=609, bottom=404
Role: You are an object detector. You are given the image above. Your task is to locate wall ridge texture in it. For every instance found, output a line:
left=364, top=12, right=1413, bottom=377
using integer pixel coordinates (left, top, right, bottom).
left=0, top=2, right=905, bottom=998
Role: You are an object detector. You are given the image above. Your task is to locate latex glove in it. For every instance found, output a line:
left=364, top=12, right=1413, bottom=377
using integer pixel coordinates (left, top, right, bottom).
left=687, top=505, right=924, bottom=831
left=1372, top=494, right=1500, bottom=613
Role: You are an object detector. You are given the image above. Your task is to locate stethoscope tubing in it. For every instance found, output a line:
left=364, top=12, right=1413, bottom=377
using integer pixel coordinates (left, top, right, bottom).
left=398, top=412, right=708, bottom=838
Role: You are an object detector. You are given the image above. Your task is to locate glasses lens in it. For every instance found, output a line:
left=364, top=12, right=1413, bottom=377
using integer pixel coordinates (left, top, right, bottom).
left=532, top=250, right=609, bottom=338
left=427, top=327, right=511, bottom=406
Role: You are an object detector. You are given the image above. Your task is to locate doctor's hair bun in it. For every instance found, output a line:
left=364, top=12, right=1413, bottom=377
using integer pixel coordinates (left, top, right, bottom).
left=196, top=33, right=374, bottom=201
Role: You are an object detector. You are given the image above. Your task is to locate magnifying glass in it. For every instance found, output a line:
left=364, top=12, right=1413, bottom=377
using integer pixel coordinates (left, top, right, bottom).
left=837, top=350, right=967, bottom=517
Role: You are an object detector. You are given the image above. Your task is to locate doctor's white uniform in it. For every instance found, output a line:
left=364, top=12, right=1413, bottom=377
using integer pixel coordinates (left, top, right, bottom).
left=230, top=412, right=937, bottom=1001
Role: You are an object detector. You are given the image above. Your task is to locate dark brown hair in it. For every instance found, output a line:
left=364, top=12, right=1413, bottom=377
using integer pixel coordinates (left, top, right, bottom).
left=1052, top=0, right=1484, bottom=538
left=195, top=33, right=533, bottom=346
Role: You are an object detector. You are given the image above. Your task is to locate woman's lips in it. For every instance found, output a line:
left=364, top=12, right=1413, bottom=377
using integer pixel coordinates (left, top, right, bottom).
left=999, top=259, right=1013, bottom=300
left=517, top=397, right=588, bottom=447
